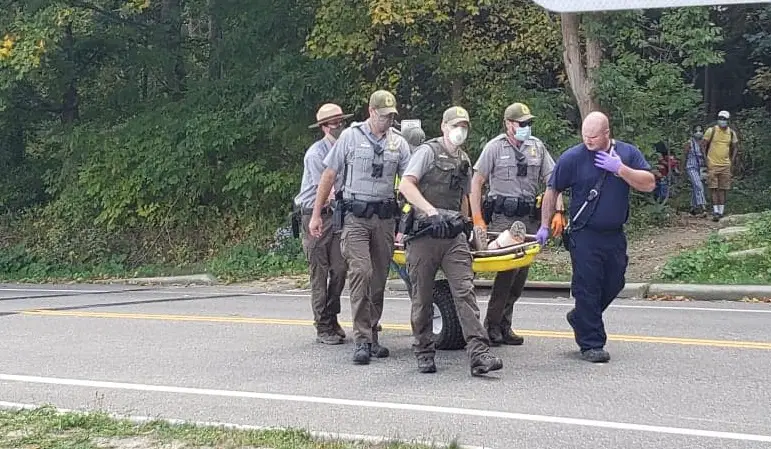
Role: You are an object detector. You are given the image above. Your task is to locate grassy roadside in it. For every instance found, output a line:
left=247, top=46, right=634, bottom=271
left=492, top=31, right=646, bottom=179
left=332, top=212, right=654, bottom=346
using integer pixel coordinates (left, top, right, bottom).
left=658, top=211, right=771, bottom=284
left=0, top=406, right=460, bottom=449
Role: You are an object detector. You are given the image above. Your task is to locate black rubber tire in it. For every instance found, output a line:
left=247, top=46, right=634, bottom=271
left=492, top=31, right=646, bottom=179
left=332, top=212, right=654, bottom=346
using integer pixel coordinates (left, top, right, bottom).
left=432, top=279, right=467, bottom=351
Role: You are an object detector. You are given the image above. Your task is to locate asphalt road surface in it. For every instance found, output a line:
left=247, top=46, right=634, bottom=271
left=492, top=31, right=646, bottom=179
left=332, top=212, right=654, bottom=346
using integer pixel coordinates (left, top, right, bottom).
left=2, top=282, right=771, bottom=449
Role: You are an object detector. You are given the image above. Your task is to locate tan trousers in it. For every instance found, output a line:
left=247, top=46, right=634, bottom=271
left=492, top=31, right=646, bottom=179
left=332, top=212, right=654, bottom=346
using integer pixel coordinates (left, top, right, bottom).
left=485, top=213, right=539, bottom=331
left=339, top=214, right=395, bottom=344
left=405, top=233, right=490, bottom=359
left=302, top=213, right=347, bottom=334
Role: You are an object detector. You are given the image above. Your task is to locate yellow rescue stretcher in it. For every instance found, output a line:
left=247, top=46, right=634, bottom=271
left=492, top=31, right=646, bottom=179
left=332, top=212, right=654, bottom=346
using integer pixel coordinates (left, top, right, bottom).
left=392, top=233, right=541, bottom=273
left=389, top=231, right=542, bottom=351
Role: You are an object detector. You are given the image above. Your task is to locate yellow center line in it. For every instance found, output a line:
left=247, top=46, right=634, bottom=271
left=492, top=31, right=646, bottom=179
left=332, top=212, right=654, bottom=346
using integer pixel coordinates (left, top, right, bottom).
left=19, top=309, right=771, bottom=350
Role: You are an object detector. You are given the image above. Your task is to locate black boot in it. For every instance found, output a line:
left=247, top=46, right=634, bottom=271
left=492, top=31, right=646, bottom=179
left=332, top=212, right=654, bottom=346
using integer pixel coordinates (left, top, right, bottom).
left=371, top=330, right=389, bottom=358
left=353, top=343, right=371, bottom=365
left=417, top=355, right=436, bottom=373
left=500, top=325, right=524, bottom=346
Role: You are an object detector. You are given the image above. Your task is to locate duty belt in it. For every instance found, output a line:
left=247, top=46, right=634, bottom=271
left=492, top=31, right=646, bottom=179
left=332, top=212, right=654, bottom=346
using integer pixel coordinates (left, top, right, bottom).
left=343, top=199, right=398, bottom=219
left=300, top=205, right=332, bottom=216
left=492, top=196, right=535, bottom=218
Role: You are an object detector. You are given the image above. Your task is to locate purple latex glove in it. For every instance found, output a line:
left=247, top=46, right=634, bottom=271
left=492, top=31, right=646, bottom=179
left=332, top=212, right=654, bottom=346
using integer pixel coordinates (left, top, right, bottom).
left=535, top=225, right=549, bottom=246
left=594, top=148, right=623, bottom=174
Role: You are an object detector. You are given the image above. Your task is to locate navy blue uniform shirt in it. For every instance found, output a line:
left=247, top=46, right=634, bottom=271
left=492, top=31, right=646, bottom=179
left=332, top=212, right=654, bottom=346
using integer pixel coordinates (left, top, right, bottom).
left=548, top=140, right=651, bottom=231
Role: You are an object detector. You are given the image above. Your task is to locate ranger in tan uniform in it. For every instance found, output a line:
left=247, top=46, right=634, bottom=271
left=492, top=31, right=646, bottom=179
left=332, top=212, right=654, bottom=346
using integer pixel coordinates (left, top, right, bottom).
left=469, top=103, right=563, bottom=346
left=294, top=103, right=352, bottom=345
left=398, top=106, right=503, bottom=376
left=309, top=90, right=411, bottom=365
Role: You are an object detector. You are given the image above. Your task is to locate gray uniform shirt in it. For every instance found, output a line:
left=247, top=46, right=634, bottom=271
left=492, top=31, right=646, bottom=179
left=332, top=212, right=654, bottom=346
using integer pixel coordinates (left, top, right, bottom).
left=294, top=137, right=341, bottom=209
left=473, top=133, right=555, bottom=199
left=323, top=120, right=411, bottom=202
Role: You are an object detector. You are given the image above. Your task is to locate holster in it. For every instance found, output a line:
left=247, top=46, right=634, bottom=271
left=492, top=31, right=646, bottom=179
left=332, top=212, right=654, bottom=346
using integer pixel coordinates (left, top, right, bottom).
left=290, top=207, right=301, bottom=238
left=482, top=197, right=494, bottom=224
left=331, top=194, right=344, bottom=233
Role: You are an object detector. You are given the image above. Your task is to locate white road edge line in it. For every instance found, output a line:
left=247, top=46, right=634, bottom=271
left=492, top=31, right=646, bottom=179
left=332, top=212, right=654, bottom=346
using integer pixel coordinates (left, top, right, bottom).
left=3, top=288, right=771, bottom=314
left=0, top=401, right=486, bottom=449
left=1, top=374, right=770, bottom=443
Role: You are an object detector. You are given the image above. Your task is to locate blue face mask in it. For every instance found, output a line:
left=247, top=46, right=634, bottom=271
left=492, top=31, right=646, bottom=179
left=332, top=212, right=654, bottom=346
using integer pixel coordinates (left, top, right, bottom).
left=514, top=126, right=531, bottom=142
left=717, top=119, right=728, bottom=127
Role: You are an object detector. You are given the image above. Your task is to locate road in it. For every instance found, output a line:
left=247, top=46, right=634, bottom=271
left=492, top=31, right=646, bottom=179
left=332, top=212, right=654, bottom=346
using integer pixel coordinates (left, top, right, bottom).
left=1, top=282, right=771, bottom=449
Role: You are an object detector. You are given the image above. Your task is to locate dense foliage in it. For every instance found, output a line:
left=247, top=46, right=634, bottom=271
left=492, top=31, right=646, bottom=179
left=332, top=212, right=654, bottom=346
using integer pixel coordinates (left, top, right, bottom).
left=1, top=0, right=770, bottom=280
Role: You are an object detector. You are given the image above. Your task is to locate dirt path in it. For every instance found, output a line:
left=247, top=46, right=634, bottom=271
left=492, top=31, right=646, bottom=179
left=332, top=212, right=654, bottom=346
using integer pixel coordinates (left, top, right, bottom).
left=536, top=213, right=723, bottom=282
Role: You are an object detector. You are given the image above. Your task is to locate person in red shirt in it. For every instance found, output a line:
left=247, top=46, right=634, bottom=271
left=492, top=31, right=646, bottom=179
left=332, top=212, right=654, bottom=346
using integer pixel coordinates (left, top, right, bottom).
left=653, top=141, right=680, bottom=202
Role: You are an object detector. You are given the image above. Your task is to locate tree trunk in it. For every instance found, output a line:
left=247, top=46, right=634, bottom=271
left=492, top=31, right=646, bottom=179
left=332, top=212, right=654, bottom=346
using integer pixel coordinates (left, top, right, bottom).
left=560, top=12, right=601, bottom=121
left=61, top=22, right=79, bottom=124
left=208, top=0, right=222, bottom=80
left=161, top=0, right=186, bottom=97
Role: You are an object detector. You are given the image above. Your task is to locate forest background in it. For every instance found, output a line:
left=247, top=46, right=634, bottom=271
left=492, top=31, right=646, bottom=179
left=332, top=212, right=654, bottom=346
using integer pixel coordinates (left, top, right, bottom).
left=1, top=0, right=770, bottom=283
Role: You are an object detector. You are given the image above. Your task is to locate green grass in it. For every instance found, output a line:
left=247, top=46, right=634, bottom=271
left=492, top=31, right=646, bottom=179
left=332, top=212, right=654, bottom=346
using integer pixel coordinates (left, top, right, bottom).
left=0, top=406, right=460, bottom=449
left=659, top=211, right=771, bottom=284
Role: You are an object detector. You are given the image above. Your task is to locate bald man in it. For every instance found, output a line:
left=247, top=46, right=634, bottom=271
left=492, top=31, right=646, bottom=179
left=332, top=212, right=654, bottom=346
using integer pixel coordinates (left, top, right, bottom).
left=538, top=112, right=655, bottom=363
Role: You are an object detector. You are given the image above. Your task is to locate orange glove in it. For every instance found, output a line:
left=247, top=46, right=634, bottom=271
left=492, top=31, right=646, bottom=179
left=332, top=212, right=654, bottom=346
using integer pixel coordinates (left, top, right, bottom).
left=473, top=212, right=486, bottom=230
left=550, top=211, right=567, bottom=237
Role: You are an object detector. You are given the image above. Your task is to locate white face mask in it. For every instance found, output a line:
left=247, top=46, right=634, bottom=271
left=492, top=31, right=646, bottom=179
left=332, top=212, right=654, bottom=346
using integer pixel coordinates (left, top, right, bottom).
left=448, top=126, right=468, bottom=146
left=514, top=125, right=531, bottom=142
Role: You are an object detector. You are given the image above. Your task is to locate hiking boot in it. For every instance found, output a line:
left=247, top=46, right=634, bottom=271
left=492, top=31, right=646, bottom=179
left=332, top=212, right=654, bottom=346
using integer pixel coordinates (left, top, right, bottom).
left=331, top=320, right=346, bottom=339
left=370, top=342, right=390, bottom=358
left=487, top=327, right=504, bottom=347
left=581, top=348, right=611, bottom=363
left=371, top=329, right=389, bottom=358
left=375, top=324, right=382, bottom=332
left=316, top=332, right=343, bottom=345
left=417, top=355, right=437, bottom=374
left=500, top=327, right=524, bottom=346
left=509, top=221, right=527, bottom=244
left=470, top=352, right=503, bottom=376
left=353, top=343, right=371, bottom=365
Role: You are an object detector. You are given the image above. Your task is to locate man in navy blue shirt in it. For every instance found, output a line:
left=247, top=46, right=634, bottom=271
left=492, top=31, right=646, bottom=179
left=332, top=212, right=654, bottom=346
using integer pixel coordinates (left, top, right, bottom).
left=537, top=112, right=655, bottom=363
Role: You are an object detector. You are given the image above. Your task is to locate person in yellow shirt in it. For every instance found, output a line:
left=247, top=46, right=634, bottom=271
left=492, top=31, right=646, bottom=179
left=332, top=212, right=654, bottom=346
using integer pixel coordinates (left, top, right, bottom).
left=701, top=110, right=739, bottom=221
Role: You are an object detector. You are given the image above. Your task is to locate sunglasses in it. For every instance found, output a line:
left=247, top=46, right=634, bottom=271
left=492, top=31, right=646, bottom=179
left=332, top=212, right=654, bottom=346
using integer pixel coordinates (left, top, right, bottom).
left=516, top=120, right=533, bottom=127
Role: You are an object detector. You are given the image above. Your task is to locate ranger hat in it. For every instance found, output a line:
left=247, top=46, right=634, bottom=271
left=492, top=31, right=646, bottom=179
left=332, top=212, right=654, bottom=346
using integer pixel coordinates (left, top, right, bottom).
left=442, top=106, right=470, bottom=126
left=309, top=103, right=353, bottom=129
left=504, top=102, right=535, bottom=122
left=369, top=90, right=399, bottom=115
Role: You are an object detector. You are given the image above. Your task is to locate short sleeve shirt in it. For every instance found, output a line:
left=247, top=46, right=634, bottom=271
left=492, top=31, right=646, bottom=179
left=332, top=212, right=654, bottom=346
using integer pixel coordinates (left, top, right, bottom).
left=473, top=134, right=556, bottom=199
left=703, top=126, right=737, bottom=167
left=323, top=121, right=411, bottom=201
left=294, top=137, right=338, bottom=209
left=403, top=143, right=472, bottom=194
left=548, top=140, right=651, bottom=231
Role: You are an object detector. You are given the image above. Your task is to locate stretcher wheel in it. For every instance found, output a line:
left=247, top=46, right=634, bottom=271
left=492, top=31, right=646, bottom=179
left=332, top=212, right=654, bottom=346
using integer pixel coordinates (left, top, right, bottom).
left=432, top=279, right=467, bottom=351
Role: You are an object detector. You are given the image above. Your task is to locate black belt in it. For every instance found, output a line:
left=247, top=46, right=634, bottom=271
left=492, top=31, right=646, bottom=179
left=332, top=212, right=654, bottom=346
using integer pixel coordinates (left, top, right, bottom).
left=492, top=196, right=535, bottom=218
left=300, top=206, right=332, bottom=216
left=342, top=199, right=397, bottom=219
